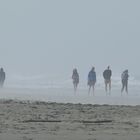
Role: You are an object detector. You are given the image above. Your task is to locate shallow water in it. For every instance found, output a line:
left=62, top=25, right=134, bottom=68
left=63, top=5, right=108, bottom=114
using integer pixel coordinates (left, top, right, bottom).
left=0, top=87, right=140, bottom=105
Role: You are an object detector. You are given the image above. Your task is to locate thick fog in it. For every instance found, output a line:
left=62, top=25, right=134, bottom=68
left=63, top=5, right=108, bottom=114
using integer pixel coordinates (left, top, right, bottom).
left=0, top=0, right=140, bottom=81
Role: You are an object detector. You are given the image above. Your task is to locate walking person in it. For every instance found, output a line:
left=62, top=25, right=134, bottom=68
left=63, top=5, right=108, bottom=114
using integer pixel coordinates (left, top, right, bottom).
left=88, top=67, right=96, bottom=95
left=0, top=68, right=5, bottom=88
left=72, top=68, right=79, bottom=92
left=103, top=66, right=112, bottom=94
left=121, top=69, right=129, bottom=94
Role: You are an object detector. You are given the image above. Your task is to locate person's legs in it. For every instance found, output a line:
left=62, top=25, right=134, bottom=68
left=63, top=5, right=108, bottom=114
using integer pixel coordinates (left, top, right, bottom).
left=121, top=81, right=125, bottom=94
left=105, top=80, right=108, bottom=92
left=125, top=81, right=128, bottom=94
left=88, top=85, right=91, bottom=95
left=105, top=80, right=111, bottom=95
left=75, top=83, right=78, bottom=92
left=73, top=82, right=76, bottom=92
left=92, top=82, right=96, bottom=95
left=92, top=85, right=95, bottom=95
left=74, top=84, right=76, bottom=92
left=0, top=81, right=3, bottom=88
left=109, top=80, right=111, bottom=93
left=74, top=83, right=78, bottom=93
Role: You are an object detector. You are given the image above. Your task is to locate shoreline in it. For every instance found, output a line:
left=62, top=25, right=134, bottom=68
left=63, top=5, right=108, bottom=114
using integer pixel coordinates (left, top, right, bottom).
left=0, top=99, right=140, bottom=107
left=0, top=87, right=140, bottom=105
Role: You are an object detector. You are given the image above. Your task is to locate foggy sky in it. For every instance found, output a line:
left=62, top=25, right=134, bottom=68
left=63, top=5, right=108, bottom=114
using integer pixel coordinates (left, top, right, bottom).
left=0, top=0, right=140, bottom=77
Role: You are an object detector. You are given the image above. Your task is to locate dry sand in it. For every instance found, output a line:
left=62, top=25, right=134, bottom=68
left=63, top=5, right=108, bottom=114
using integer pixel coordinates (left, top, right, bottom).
left=0, top=99, right=140, bottom=140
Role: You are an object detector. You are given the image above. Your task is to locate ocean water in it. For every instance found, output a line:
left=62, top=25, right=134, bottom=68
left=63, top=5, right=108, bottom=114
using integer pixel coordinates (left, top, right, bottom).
left=0, top=74, right=140, bottom=105
left=5, top=74, right=140, bottom=90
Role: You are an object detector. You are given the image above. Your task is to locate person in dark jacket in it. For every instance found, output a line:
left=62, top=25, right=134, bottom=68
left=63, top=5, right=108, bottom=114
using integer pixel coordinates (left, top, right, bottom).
left=72, top=68, right=79, bottom=92
left=103, top=66, right=112, bottom=94
left=88, top=67, right=96, bottom=94
left=0, top=68, right=5, bottom=88
left=121, top=69, right=129, bottom=94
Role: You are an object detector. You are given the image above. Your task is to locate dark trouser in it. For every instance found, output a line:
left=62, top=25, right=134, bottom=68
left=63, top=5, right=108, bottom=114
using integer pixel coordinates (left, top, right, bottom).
left=121, top=80, right=128, bottom=93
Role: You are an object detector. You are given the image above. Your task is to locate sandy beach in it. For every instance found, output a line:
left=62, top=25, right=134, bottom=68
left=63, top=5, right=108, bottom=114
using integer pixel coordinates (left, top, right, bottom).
left=0, top=99, right=140, bottom=140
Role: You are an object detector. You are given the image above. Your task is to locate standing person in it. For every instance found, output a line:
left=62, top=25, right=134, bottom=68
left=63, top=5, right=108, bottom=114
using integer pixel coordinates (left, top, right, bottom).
left=103, top=66, right=112, bottom=94
left=0, top=68, right=5, bottom=88
left=121, top=69, right=129, bottom=94
left=72, top=68, right=79, bottom=92
left=88, top=67, right=96, bottom=94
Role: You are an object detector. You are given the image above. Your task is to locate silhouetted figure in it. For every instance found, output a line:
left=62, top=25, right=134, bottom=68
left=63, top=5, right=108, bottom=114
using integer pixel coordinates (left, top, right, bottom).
left=103, top=66, right=112, bottom=94
left=0, top=68, right=5, bottom=88
left=121, top=69, right=129, bottom=94
left=88, top=67, right=96, bottom=95
left=72, top=68, right=79, bottom=92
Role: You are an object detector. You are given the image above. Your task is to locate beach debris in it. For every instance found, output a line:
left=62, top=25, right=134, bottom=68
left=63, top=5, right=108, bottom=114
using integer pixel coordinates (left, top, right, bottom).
left=23, top=119, right=62, bottom=123
left=22, top=119, right=113, bottom=124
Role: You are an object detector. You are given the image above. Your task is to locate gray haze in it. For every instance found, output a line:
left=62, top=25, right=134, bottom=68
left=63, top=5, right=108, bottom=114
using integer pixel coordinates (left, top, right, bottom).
left=0, top=0, right=140, bottom=78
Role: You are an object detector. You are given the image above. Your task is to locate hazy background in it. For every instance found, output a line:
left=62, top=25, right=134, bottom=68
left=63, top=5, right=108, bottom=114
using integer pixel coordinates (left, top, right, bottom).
left=0, top=0, right=140, bottom=86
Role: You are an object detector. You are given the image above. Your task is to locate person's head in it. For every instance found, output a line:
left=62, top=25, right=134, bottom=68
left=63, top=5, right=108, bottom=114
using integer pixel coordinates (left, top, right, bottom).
left=123, top=69, right=128, bottom=74
left=125, top=69, right=128, bottom=73
left=91, top=67, right=95, bottom=71
left=73, top=68, right=77, bottom=73
left=107, top=66, right=110, bottom=70
left=0, top=68, right=3, bottom=72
